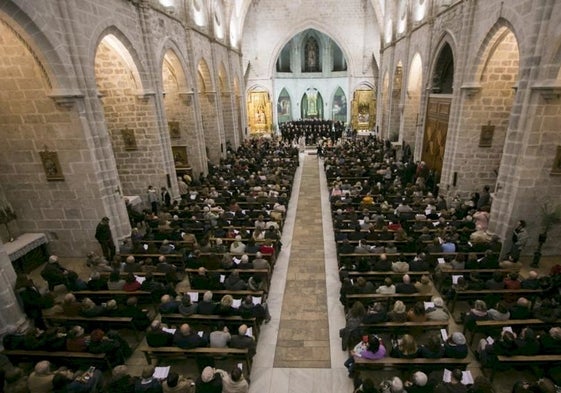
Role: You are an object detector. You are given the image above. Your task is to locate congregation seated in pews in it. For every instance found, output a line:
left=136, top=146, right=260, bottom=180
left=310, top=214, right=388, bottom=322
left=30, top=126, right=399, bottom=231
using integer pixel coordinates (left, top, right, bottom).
left=2, top=324, right=132, bottom=368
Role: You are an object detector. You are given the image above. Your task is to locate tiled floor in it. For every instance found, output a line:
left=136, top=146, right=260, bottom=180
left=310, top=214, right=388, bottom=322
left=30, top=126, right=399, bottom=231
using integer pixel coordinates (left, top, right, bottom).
left=26, top=149, right=560, bottom=393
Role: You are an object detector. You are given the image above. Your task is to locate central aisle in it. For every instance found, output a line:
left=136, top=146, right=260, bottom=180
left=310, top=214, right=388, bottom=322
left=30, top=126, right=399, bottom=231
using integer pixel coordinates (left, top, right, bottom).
left=274, top=153, right=330, bottom=368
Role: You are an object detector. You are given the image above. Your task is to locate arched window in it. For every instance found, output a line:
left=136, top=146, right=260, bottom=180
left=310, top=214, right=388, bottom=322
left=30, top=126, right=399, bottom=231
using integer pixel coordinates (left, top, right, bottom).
left=432, top=43, right=454, bottom=94
left=303, top=36, right=320, bottom=72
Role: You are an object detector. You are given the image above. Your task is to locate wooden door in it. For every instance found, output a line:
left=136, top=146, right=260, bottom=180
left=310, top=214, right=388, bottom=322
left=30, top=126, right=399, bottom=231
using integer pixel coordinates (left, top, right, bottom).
left=422, top=96, right=451, bottom=175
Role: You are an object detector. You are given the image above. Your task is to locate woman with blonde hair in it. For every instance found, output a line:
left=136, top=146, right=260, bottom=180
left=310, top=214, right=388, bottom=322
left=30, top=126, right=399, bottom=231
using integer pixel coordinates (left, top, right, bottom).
left=216, top=294, right=239, bottom=316
left=387, top=300, right=407, bottom=323
left=390, top=334, right=419, bottom=358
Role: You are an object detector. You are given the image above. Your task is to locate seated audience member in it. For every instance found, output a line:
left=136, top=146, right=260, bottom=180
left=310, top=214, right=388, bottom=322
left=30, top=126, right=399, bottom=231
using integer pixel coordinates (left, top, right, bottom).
left=224, top=270, right=248, bottom=291
left=178, top=295, right=197, bottom=316
left=476, top=330, right=518, bottom=367
left=215, top=294, right=239, bottom=316
left=209, top=321, right=231, bottom=348
left=238, top=294, right=271, bottom=324
left=88, top=328, right=131, bottom=364
left=215, top=366, right=248, bottom=393
left=4, top=367, right=29, bottom=393
left=539, top=327, right=561, bottom=354
left=120, top=296, right=151, bottom=330
left=362, top=302, right=388, bottom=324
left=107, top=270, right=126, bottom=290
left=158, top=294, right=179, bottom=315
left=230, top=236, right=246, bottom=255
left=487, top=301, right=510, bottom=321
left=426, top=297, right=450, bottom=321
left=434, top=369, right=467, bottom=393
left=407, top=302, right=427, bottom=322
left=391, top=259, right=410, bottom=273
left=51, top=368, right=103, bottom=393
left=419, top=333, right=445, bottom=359
left=237, top=254, right=254, bottom=270
left=396, top=274, right=417, bottom=294
left=229, top=324, right=256, bottom=357
left=86, top=251, right=113, bottom=272
left=173, top=323, right=208, bottom=349
left=65, top=325, right=88, bottom=352
left=196, top=291, right=217, bottom=315
left=521, top=270, right=541, bottom=289
left=516, top=327, right=540, bottom=356
left=61, top=293, right=81, bottom=316
left=404, top=371, right=431, bottom=393
left=463, top=299, right=489, bottom=331
left=414, top=275, right=433, bottom=294
left=390, top=334, right=419, bottom=358
left=379, top=377, right=406, bottom=393
left=388, top=300, right=407, bottom=323
left=79, top=297, right=105, bottom=318
left=354, top=276, right=375, bottom=294
left=533, top=298, right=561, bottom=323
left=485, top=271, right=505, bottom=290
left=122, top=273, right=141, bottom=292
left=190, top=267, right=214, bottom=290
left=195, top=367, right=222, bottom=393
left=409, top=253, right=429, bottom=272
left=123, top=256, right=142, bottom=273
left=40, top=255, right=69, bottom=291
left=509, top=297, right=533, bottom=320
left=162, top=371, right=194, bottom=393
left=376, top=277, right=396, bottom=294
left=27, top=360, right=72, bottom=393
left=135, top=366, right=162, bottom=393
left=372, top=253, right=392, bottom=271
left=105, top=365, right=136, bottom=393
left=146, top=320, right=173, bottom=347
left=86, top=271, right=108, bottom=291
left=64, top=271, right=87, bottom=292
left=444, top=332, right=468, bottom=358
left=498, top=254, right=522, bottom=269
left=344, top=334, right=386, bottom=377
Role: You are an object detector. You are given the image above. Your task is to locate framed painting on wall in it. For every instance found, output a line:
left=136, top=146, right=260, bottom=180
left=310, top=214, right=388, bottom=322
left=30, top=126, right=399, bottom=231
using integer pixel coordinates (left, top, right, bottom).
left=39, top=150, right=64, bottom=181
left=479, top=122, right=494, bottom=147
left=122, top=128, right=137, bottom=150
left=172, top=146, right=189, bottom=168
left=168, top=121, right=180, bottom=139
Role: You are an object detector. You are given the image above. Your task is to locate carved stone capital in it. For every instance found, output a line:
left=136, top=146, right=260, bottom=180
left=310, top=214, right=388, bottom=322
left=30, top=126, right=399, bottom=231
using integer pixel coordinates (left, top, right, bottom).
left=460, top=83, right=482, bottom=98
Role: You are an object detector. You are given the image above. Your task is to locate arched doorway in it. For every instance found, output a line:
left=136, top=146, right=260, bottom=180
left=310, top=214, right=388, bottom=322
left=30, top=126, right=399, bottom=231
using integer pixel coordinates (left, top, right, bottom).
left=422, top=42, right=454, bottom=180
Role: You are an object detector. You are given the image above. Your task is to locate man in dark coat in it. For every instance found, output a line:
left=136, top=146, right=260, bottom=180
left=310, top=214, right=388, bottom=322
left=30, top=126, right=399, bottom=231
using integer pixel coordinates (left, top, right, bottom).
left=95, top=216, right=115, bottom=261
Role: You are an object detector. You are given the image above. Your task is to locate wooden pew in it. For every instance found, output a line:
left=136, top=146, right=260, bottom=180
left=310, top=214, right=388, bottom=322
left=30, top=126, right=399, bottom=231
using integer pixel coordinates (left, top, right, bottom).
left=137, top=344, right=252, bottom=378
left=2, top=349, right=112, bottom=369
left=43, top=314, right=143, bottom=341
left=161, top=314, right=260, bottom=341
left=448, top=289, right=543, bottom=313
left=345, top=293, right=432, bottom=309
left=467, top=318, right=560, bottom=345
left=354, top=356, right=471, bottom=372
left=72, top=290, right=153, bottom=304
left=489, top=355, right=561, bottom=381
left=360, top=320, right=449, bottom=337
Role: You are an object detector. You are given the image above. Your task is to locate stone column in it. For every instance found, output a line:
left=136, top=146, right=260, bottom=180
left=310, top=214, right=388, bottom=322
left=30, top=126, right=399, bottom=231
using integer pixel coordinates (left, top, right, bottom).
left=0, top=242, right=26, bottom=335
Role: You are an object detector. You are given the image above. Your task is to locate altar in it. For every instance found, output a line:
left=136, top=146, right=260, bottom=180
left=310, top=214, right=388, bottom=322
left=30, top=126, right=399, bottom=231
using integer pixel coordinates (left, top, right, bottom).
left=3, top=233, right=49, bottom=273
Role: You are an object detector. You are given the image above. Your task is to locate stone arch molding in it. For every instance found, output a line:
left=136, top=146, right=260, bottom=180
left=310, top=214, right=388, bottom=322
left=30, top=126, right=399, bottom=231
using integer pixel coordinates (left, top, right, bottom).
left=267, top=21, right=353, bottom=78
left=218, top=62, right=230, bottom=93
left=0, top=4, right=75, bottom=93
left=91, top=25, right=148, bottom=95
left=428, top=32, right=458, bottom=91
left=196, top=57, right=216, bottom=93
left=469, top=19, right=521, bottom=86
left=156, top=39, right=193, bottom=93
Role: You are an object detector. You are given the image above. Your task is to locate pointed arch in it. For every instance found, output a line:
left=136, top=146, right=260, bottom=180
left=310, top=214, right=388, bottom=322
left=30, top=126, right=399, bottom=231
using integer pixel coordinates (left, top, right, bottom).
left=403, top=53, right=423, bottom=148
left=277, top=87, right=292, bottom=123
left=431, top=43, right=454, bottom=94
left=332, top=86, right=347, bottom=123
